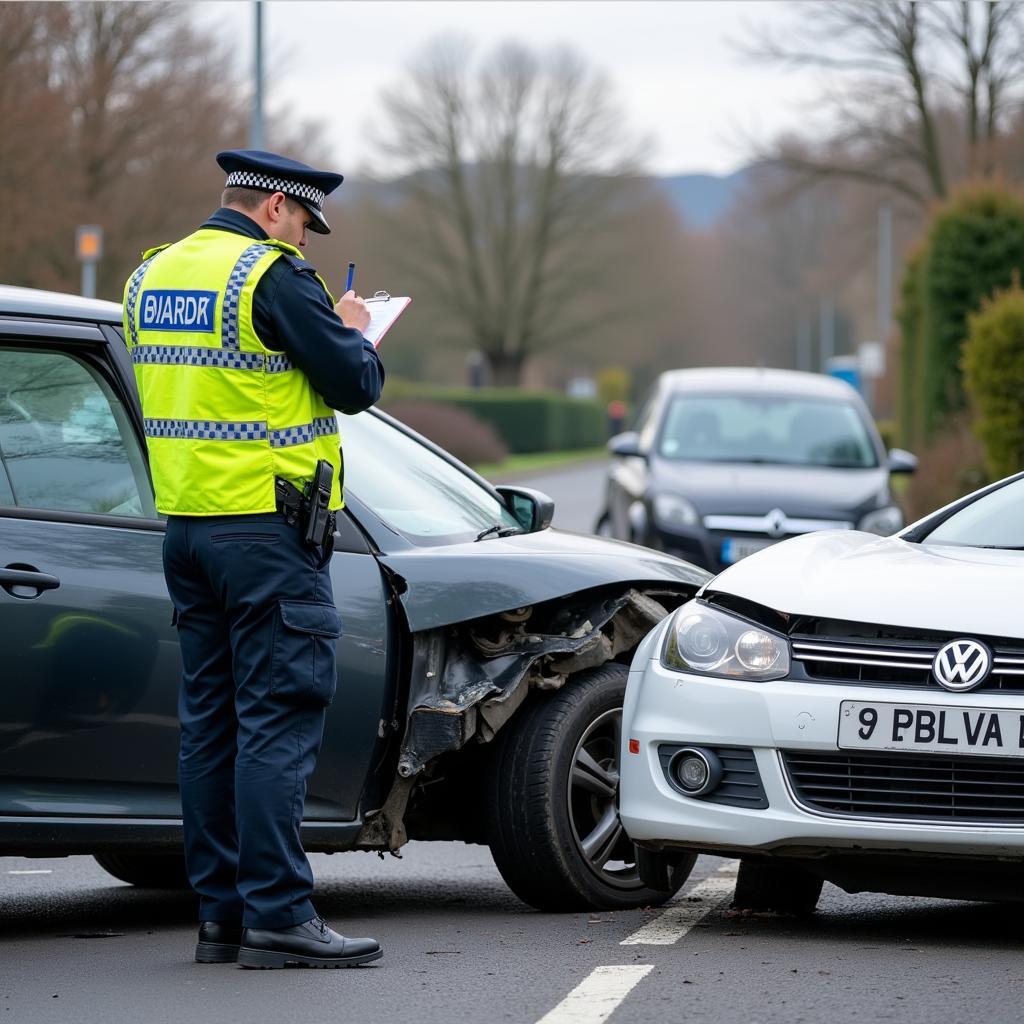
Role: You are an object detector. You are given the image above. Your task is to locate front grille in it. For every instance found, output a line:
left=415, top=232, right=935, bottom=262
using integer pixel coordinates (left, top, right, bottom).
left=784, top=749, right=1024, bottom=823
left=791, top=638, right=1024, bottom=693
left=658, top=745, right=768, bottom=808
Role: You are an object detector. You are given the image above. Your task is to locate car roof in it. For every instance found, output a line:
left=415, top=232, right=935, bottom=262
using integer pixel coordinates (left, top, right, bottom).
left=656, top=366, right=859, bottom=400
left=0, top=284, right=122, bottom=324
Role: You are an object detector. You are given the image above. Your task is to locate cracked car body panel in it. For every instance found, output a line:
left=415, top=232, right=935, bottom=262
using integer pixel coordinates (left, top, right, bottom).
left=376, top=527, right=710, bottom=632
left=357, top=586, right=699, bottom=850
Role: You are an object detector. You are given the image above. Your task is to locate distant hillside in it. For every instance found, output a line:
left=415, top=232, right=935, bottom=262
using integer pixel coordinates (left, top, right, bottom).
left=655, top=166, right=754, bottom=230
left=337, top=165, right=756, bottom=231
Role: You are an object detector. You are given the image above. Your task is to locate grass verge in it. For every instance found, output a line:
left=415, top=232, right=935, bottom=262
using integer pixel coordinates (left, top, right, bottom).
left=473, top=447, right=608, bottom=479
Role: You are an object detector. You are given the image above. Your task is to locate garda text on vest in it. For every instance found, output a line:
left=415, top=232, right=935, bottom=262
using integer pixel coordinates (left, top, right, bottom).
left=139, top=289, right=217, bottom=333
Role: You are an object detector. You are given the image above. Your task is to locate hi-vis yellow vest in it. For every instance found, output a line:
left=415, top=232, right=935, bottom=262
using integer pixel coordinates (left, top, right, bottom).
left=122, top=229, right=343, bottom=516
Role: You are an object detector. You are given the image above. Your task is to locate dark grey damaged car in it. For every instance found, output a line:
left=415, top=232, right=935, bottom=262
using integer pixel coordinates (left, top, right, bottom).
left=0, top=285, right=709, bottom=911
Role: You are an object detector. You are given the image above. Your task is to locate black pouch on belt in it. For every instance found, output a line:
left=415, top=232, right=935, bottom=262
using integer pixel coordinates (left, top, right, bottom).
left=302, top=459, right=334, bottom=547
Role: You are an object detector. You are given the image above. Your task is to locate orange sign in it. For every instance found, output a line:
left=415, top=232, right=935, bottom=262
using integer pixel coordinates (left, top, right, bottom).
left=76, top=225, right=103, bottom=262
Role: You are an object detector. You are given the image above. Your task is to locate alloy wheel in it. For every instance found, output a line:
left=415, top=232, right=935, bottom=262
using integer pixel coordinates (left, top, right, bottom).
left=566, top=707, right=643, bottom=891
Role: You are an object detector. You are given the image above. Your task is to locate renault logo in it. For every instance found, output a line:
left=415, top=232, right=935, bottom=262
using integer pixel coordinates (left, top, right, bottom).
left=932, top=639, right=992, bottom=692
left=766, top=508, right=787, bottom=539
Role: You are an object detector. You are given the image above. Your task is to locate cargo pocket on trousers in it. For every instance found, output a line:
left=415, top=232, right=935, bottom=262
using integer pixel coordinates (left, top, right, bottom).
left=270, top=600, right=342, bottom=707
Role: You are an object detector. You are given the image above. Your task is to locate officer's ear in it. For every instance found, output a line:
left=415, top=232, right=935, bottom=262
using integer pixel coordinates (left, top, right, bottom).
left=265, top=191, right=288, bottom=225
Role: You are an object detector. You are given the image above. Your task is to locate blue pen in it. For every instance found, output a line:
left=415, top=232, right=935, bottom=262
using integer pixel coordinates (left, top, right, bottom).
left=345, top=262, right=355, bottom=293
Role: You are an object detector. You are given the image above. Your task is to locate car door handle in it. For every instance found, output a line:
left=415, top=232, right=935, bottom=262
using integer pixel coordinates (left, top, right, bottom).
left=0, top=565, right=61, bottom=596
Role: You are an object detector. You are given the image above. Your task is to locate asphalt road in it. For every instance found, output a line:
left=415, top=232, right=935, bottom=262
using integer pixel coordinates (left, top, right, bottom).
left=4, top=459, right=1023, bottom=1024
left=3, top=845, right=1022, bottom=1024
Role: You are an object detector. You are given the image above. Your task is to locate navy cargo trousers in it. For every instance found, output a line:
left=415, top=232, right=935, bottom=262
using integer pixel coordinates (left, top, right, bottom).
left=163, top=512, right=341, bottom=930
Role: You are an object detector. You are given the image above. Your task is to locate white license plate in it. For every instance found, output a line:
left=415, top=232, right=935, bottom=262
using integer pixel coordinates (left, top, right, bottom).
left=838, top=701, right=1024, bottom=758
left=720, top=537, right=773, bottom=564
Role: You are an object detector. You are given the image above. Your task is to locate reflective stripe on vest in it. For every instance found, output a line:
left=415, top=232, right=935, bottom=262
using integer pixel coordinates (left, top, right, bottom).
left=143, top=416, right=338, bottom=447
left=123, top=229, right=342, bottom=516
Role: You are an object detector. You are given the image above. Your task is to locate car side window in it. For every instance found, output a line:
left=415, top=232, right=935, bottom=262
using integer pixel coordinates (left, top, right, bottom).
left=0, top=347, right=156, bottom=518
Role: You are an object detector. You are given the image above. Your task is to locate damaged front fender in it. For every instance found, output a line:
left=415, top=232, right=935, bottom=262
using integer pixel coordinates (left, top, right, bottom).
left=357, top=586, right=691, bottom=850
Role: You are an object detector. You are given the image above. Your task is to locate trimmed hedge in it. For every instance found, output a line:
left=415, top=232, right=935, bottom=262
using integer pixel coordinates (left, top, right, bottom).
left=963, top=279, right=1024, bottom=479
left=381, top=382, right=605, bottom=453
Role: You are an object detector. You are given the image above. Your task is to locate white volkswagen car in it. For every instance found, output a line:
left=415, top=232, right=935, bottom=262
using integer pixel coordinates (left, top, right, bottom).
left=620, top=471, right=1024, bottom=912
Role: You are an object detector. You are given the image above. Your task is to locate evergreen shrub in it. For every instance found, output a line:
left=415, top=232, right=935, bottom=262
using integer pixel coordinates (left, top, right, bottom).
left=962, top=278, right=1024, bottom=479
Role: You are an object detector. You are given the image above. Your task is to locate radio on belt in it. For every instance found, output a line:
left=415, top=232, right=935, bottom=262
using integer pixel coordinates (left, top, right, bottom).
left=303, top=459, right=334, bottom=547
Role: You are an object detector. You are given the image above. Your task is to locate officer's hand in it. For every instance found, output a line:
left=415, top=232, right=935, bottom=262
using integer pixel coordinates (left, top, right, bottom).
left=336, top=291, right=371, bottom=334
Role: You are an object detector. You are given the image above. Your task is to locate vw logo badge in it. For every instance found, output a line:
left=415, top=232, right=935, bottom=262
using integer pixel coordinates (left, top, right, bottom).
left=932, top=639, right=992, bottom=692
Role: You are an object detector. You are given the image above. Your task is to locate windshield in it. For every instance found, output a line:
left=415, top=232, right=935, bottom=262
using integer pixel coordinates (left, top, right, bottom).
left=921, top=477, right=1024, bottom=549
left=339, top=411, right=522, bottom=545
left=657, top=393, right=879, bottom=468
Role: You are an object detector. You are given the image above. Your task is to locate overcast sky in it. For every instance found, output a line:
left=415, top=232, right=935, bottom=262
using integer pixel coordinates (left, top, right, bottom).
left=196, top=0, right=826, bottom=178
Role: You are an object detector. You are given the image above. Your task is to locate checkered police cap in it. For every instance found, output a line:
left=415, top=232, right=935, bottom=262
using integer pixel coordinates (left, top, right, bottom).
left=225, top=171, right=326, bottom=211
left=217, top=149, right=344, bottom=234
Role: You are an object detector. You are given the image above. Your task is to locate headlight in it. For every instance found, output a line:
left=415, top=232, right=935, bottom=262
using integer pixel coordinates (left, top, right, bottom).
left=661, top=600, right=789, bottom=681
left=652, top=494, right=700, bottom=529
left=858, top=505, right=903, bottom=536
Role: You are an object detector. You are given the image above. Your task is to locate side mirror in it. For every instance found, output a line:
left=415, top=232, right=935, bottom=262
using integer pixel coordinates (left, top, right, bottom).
left=888, top=448, right=918, bottom=474
left=608, top=431, right=645, bottom=459
left=495, top=486, right=555, bottom=533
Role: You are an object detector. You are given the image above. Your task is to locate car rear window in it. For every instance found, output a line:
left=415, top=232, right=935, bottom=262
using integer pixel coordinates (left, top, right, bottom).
left=657, top=393, right=879, bottom=468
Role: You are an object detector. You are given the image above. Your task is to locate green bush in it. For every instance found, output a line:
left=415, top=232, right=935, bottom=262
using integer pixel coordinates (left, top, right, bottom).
left=380, top=383, right=605, bottom=453
left=896, top=245, right=926, bottom=448
left=963, top=279, right=1024, bottom=479
left=917, top=183, right=1024, bottom=439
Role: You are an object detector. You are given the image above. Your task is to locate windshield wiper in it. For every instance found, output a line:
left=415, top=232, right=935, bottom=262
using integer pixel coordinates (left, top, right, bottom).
left=475, top=524, right=523, bottom=542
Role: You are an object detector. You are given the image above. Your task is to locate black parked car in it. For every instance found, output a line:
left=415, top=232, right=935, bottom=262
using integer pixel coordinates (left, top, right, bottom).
left=0, top=285, right=709, bottom=911
left=601, top=367, right=917, bottom=572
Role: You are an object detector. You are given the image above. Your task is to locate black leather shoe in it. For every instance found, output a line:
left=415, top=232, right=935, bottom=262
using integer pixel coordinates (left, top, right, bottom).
left=195, top=921, right=243, bottom=963
left=237, top=916, right=382, bottom=969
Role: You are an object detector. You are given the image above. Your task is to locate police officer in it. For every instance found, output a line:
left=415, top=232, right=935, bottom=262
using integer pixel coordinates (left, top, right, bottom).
left=122, top=150, right=385, bottom=969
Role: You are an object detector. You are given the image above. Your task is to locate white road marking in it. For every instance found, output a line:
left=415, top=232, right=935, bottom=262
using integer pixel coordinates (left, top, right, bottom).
left=535, top=965, right=654, bottom=1024
left=7, top=869, right=52, bottom=875
left=620, top=867, right=736, bottom=946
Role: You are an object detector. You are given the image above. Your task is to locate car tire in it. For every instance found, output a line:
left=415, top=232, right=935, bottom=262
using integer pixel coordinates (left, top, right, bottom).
left=732, top=858, right=823, bottom=916
left=94, top=852, right=190, bottom=889
left=484, top=661, right=692, bottom=911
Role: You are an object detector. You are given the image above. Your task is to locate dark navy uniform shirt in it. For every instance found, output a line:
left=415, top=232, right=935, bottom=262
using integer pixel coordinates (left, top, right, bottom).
left=201, top=207, right=384, bottom=414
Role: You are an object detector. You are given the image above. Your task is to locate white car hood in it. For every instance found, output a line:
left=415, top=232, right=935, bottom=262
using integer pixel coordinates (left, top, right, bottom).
left=705, top=531, right=1023, bottom=638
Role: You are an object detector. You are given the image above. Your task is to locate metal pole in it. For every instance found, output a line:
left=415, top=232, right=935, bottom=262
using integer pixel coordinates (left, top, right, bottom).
left=796, top=309, right=811, bottom=372
left=251, top=1, right=264, bottom=149
left=819, top=295, right=835, bottom=370
left=878, top=202, right=892, bottom=343
left=81, top=262, right=96, bottom=300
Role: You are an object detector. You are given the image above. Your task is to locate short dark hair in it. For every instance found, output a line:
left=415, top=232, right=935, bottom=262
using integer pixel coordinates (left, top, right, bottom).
left=221, top=186, right=305, bottom=216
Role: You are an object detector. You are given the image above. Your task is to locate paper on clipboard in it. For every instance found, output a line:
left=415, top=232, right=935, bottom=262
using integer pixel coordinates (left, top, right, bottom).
left=362, top=291, right=411, bottom=348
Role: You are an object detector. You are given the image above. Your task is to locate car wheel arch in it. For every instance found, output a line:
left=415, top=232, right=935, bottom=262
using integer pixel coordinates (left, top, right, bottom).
left=356, top=583, right=696, bottom=853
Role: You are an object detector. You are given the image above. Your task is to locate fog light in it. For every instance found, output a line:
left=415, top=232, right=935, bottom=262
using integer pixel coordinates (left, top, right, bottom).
left=678, top=755, right=709, bottom=789
left=668, top=747, right=723, bottom=798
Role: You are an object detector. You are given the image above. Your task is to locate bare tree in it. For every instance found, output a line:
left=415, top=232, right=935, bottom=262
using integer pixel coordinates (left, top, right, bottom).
left=372, top=39, right=643, bottom=386
left=751, top=1, right=1024, bottom=205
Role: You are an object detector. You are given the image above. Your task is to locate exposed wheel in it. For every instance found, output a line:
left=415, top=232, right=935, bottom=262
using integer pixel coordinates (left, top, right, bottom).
left=94, top=851, right=190, bottom=889
left=732, top=858, right=823, bottom=916
left=485, top=661, right=693, bottom=911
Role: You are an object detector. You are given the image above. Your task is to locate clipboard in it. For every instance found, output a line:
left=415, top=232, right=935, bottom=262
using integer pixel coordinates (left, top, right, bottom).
left=362, top=290, right=411, bottom=348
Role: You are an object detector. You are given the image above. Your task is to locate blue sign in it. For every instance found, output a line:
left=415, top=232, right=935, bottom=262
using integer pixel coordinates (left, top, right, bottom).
left=139, top=290, right=217, bottom=333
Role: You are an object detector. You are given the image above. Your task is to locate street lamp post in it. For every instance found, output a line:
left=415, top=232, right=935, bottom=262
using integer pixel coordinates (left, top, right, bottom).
left=251, top=1, right=264, bottom=149
left=76, top=225, right=103, bottom=299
